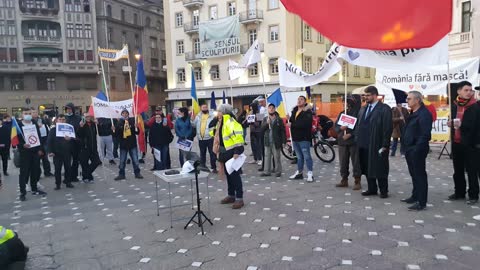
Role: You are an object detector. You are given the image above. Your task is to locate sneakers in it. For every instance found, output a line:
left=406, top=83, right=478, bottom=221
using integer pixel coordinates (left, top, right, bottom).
left=289, top=171, right=303, bottom=180
left=37, top=183, right=45, bottom=189
left=306, top=171, right=314, bottom=182
left=32, top=190, right=47, bottom=196
left=135, top=174, right=144, bottom=179
left=260, top=172, right=271, bottom=177
left=114, top=175, right=126, bottom=181
left=221, top=196, right=235, bottom=204
left=447, top=193, right=465, bottom=201
left=257, top=160, right=262, bottom=166
left=248, top=160, right=257, bottom=164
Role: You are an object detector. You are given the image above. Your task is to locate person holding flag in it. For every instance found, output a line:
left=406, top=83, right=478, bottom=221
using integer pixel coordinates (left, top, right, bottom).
left=133, top=55, right=149, bottom=165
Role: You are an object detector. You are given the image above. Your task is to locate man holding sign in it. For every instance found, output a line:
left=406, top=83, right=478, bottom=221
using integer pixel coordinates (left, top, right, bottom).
left=334, top=95, right=362, bottom=190
left=17, top=108, right=46, bottom=201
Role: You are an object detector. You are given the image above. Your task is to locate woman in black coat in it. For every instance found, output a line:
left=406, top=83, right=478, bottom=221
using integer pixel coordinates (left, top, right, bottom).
left=149, top=114, right=174, bottom=170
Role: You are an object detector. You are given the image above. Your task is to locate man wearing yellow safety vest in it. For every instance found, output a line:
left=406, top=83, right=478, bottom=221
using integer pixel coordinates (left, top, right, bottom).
left=0, top=225, right=29, bottom=268
left=210, top=104, right=246, bottom=209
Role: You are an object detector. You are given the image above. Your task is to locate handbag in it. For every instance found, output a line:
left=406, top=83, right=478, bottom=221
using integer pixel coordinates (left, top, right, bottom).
left=13, top=148, right=21, bottom=168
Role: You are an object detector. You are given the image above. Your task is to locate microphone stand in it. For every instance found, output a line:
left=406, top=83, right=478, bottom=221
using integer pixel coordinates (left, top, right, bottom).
left=184, top=161, right=213, bottom=235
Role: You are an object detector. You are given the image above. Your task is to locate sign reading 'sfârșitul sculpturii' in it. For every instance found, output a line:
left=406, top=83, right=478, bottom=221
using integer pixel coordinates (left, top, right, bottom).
left=199, top=15, right=240, bottom=58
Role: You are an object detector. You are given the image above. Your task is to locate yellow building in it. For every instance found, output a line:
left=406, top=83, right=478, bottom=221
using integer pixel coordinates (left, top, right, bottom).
left=164, top=0, right=375, bottom=111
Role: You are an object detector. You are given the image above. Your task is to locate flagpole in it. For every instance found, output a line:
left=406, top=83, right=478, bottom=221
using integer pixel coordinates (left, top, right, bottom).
left=259, top=59, right=267, bottom=98
left=229, top=79, right=234, bottom=105
left=343, top=63, right=348, bottom=136
left=126, top=46, right=137, bottom=127
left=447, top=60, right=452, bottom=154
left=98, top=49, right=115, bottom=128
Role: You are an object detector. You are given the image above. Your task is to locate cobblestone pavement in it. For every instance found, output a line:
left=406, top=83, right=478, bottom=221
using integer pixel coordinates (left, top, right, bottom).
left=0, top=144, right=479, bottom=270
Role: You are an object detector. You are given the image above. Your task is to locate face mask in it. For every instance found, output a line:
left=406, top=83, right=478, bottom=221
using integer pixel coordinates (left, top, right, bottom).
left=155, top=119, right=162, bottom=124
left=123, top=116, right=129, bottom=120
left=23, top=115, right=32, bottom=121
left=66, top=112, right=73, bottom=116
left=269, top=112, right=275, bottom=116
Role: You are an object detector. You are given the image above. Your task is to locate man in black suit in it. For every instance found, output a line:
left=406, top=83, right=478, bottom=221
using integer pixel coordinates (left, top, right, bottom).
left=355, top=86, right=393, bottom=198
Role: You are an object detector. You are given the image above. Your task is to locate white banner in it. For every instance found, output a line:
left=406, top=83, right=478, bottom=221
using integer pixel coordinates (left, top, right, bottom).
left=339, top=37, right=448, bottom=70
left=376, top=57, right=480, bottom=96
left=279, top=43, right=342, bottom=87
left=241, top=40, right=261, bottom=67
left=199, top=15, right=240, bottom=58
left=228, top=59, right=246, bottom=80
left=98, top=45, right=129, bottom=62
left=91, top=97, right=134, bottom=118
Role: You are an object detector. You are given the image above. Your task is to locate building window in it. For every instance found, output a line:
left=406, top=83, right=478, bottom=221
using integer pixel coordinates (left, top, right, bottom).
left=249, top=64, right=258, bottom=76
left=0, top=22, right=5, bottom=36
left=84, top=24, right=92, bottom=38
left=209, top=5, right=218, bottom=20
left=38, top=25, right=47, bottom=37
left=0, top=48, right=6, bottom=62
left=175, top=12, right=183, bottom=27
left=304, top=56, right=311, bottom=73
left=65, top=0, right=73, bottom=11
left=77, top=50, right=84, bottom=61
left=74, top=0, right=81, bottom=12
left=176, top=40, right=184, bottom=55
left=66, top=23, right=74, bottom=37
left=107, top=27, right=113, bottom=42
left=7, top=21, right=15, bottom=35
left=177, top=68, right=185, bottom=82
left=145, top=16, right=151, bottom=27
left=75, top=24, right=83, bottom=38
left=47, top=77, right=55, bottom=90
left=462, top=1, right=471, bottom=32
left=269, top=58, right=278, bottom=74
left=150, top=37, right=157, bottom=49
left=121, top=9, right=125, bottom=21
left=193, top=10, right=200, bottom=26
left=161, top=49, right=166, bottom=60
left=227, top=2, right=236, bottom=16
left=106, top=4, right=112, bottom=17
left=134, top=34, right=139, bottom=47
left=10, top=76, right=24, bottom=91
left=364, top=67, right=370, bottom=78
left=269, top=25, right=279, bottom=41
left=68, top=50, right=75, bottom=61
left=304, top=24, right=311, bottom=41
left=193, top=38, right=200, bottom=55
left=9, top=48, right=16, bottom=62
left=249, top=29, right=257, bottom=45
left=83, top=0, right=90, bottom=12
left=317, top=33, right=324, bottom=43
left=354, top=66, right=360, bottom=77
left=210, top=65, right=220, bottom=80
left=193, top=67, right=202, bottom=81
left=86, top=50, right=93, bottom=61
left=157, top=20, right=163, bottom=31
left=49, top=28, right=58, bottom=37
left=133, top=13, right=138, bottom=25
left=151, top=58, right=159, bottom=68
left=317, top=57, right=324, bottom=69
left=121, top=31, right=127, bottom=44
left=268, top=0, right=279, bottom=9
left=110, top=76, right=116, bottom=90
left=325, top=40, right=331, bottom=52
left=5, top=0, right=13, bottom=7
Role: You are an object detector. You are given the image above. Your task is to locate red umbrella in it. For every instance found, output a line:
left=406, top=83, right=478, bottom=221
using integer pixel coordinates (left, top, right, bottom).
left=281, top=0, right=452, bottom=50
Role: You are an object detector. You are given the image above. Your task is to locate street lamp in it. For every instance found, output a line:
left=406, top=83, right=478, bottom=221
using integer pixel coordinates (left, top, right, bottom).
left=134, top=53, right=141, bottom=61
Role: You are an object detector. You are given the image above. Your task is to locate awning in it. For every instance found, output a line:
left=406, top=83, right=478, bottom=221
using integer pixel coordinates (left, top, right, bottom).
left=23, top=47, right=62, bottom=54
left=209, top=65, right=219, bottom=74
left=176, top=69, right=185, bottom=74
left=268, top=58, right=278, bottom=64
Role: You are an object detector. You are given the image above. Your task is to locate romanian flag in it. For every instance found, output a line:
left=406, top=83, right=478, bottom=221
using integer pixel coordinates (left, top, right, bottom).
left=280, top=0, right=451, bottom=50
left=137, top=112, right=146, bottom=153
left=423, top=100, right=437, bottom=122
left=11, top=117, right=23, bottom=147
left=88, top=90, right=108, bottom=116
left=267, top=88, right=286, bottom=118
left=191, top=69, right=200, bottom=117
left=133, top=57, right=149, bottom=114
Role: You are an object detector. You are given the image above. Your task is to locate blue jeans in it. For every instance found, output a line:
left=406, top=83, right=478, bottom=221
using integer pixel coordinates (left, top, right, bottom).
left=119, top=147, right=140, bottom=176
left=292, top=141, right=313, bottom=172
left=153, top=145, right=170, bottom=170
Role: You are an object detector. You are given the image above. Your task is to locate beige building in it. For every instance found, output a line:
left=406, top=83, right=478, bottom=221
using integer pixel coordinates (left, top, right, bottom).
left=163, top=0, right=375, bottom=111
left=449, top=0, right=479, bottom=61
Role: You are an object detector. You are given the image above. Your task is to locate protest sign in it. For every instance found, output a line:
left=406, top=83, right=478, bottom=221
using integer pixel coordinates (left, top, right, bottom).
left=91, top=97, right=134, bottom=118
left=56, top=123, right=76, bottom=138
left=431, top=109, right=450, bottom=142
left=246, top=114, right=256, bottom=123
left=154, top=148, right=161, bottom=162
left=176, top=138, right=193, bottom=152
left=338, top=114, right=357, bottom=129
left=22, top=125, right=41, bottom=148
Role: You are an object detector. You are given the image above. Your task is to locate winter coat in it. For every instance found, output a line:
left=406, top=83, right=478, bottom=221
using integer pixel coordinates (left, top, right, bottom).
left=289, top=104, right=313, bottom=142
left=402, top=104, right=432, bottom=153
left=174, top=116, right=193, bottom=140
left=391, top=106, right=409, bottom=139
left=261, top=112, right=286, bottom=149
left=78, top=122, right=98, bottom=152
left=116, top=118, right=138, bottom=150
left=0, top=121, right=12, bottom=148
left=97, top=118, right=114, bottom=136
left=193, top=112, right=215, bottom=140
left=334, top=108, right=359, bottom=146
left=47, top=127, right=73, bottom=156
left=149, top=122, right=174, bottom=148
left=355, top=102, right=393, bottom=179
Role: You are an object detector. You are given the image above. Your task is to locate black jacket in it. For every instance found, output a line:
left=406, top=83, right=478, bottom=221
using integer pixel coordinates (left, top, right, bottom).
left=116, top=118, right=138, bottom=150
left=402, top=104, right=433, bottom=153
left=149, top=122, right=174, bottom=148
left=47, top=127, right=73, bottom=156
left=0, top=121, right=12, bottom=148
left=452, top=101, right=480, bottom=147
left=261, top=113, right=286, bottom=149
left=78, top=122, right=98, bottom=152
left=335, top=109, right=358, bottom=146
left=289, top=104, right=313, bottom=142
left=97, top=118, right=115, bottom=136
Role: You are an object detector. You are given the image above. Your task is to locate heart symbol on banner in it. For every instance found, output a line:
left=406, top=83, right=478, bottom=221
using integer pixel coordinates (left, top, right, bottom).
left=348, top=50, right=360, bottom=61
left=408, top=85, right=414, bottom=89
left=421, top=84, right=427, bottom=89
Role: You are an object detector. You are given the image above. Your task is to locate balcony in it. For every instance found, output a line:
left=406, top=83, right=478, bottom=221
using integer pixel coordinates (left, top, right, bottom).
left=0, top=62, right=98, bottom=73
left=239, top=10, right=263, bottom=24
left=23, top=35, right=62, bottom=44
left=183, top=22, right=199, bottom=34
left=241, top=43, right=264, bottom=54
left=182, top=0, right=203, bottom=9
left=19, top=7, right=59, bottom=16
left=448, top=32, right=473, bottom=60
left=185, top=51, right=203, bottom=62
left=19, top=0, right=60, bottom=16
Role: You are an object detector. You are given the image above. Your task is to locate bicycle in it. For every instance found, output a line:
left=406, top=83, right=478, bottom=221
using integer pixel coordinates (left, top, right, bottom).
left=281, top=131, right=336, bottom=163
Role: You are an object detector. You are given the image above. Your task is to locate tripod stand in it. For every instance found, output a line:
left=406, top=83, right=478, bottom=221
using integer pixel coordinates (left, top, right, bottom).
left=184, top=162, right=213, bottom=235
